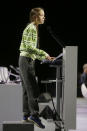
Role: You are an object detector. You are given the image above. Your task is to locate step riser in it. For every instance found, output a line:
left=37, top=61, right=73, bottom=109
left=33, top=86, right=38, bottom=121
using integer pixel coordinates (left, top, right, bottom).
left=3, top=123, right=34, bottom=131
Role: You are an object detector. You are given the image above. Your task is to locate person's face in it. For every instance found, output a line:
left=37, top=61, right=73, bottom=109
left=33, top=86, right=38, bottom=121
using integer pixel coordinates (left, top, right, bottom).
left=84, top=67, right=87, bottom=73
left=37, top=10, right=45, bottom=24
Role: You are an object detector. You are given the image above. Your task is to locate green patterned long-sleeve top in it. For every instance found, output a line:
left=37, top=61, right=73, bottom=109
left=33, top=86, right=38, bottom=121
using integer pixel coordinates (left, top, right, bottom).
left=19, top=23, right=49, bottom=60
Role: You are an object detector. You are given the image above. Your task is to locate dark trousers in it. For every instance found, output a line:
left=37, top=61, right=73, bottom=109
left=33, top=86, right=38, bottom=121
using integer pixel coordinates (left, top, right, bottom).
left=19, top=56, right=39, bottom=117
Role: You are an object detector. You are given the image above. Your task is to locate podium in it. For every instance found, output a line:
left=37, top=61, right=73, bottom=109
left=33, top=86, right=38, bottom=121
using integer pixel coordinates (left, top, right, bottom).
left=55, top=46, right=78, bottom=131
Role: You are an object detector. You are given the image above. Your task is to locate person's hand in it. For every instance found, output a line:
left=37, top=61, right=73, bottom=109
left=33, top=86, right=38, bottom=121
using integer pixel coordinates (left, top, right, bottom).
left=50, top=57, right=55, bottom=61
left=46, top=55, right=55, bottom=61
left=46, top=55, right=51, bottom=60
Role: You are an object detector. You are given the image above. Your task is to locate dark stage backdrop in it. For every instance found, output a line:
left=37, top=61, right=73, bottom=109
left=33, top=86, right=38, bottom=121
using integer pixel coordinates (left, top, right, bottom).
left=0, top=1, right=81, bottom=70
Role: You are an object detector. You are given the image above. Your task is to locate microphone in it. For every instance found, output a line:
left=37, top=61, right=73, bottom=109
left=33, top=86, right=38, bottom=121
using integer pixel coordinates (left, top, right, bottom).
left=47, top=26, right=64, bottom=48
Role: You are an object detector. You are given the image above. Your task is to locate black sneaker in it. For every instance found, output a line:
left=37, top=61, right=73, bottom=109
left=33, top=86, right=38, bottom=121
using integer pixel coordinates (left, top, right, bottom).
left=28, top=115, right=45, bottom=129
left=22, top=116, right=29, bottom=122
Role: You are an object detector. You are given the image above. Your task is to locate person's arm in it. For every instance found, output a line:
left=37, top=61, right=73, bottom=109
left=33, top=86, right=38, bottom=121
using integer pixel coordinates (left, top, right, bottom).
left=20, top=26, right=49, bottom=60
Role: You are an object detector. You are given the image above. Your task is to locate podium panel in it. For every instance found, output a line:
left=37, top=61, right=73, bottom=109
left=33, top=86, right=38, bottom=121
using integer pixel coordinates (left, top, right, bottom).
left=63, top=46, right=77, bottom=130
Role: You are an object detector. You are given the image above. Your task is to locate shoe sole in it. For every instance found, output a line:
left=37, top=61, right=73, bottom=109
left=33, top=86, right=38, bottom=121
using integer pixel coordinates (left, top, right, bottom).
left=28, top=118, right=44, bottom=129
left=21, top=119, right=33, bottom=123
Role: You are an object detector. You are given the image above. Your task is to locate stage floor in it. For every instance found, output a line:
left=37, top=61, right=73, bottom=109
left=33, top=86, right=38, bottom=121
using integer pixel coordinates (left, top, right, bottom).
left=35, top=98, right=87, bottom=131
left=0, top=98, right=87, bottom=131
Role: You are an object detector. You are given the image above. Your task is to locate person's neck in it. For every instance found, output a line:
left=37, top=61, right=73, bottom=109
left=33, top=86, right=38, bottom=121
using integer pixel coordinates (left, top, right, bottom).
left=32, top=22, right=38, bottom=28
left=84, top=71, right=87, bottom=74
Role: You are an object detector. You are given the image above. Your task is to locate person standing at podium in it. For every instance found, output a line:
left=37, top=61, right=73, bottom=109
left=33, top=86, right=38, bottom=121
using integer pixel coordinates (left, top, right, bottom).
left=19, top=7, right=54, bottom=129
